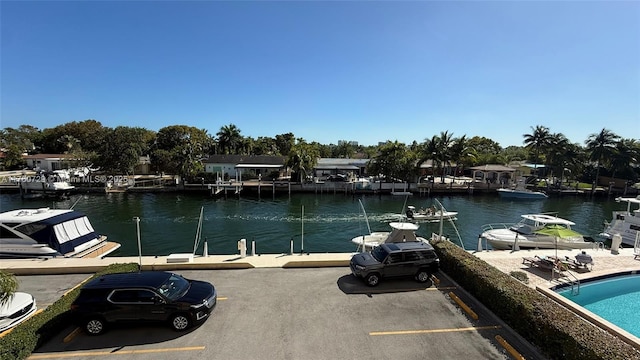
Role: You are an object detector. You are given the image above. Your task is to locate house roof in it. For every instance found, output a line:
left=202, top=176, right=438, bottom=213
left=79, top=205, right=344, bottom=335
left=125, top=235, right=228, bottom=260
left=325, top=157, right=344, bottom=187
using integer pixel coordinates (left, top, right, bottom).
left=23, top=154, right=74, bottom=160
left=469, top=164, right=516, bottom=172
left=203, top=155, right=286, bottom=166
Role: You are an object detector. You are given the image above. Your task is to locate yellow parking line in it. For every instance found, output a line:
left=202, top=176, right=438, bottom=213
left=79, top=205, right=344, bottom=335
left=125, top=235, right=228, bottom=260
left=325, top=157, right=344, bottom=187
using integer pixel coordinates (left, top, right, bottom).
left=370, top=325, right=501, bottom=336
left=28, top=346, right=206, bottom=359
left=62, top=276, right=94, bottom=297
left=218, top=296, right=228, bottom=300
left=496, top=335, right=526, bottom=360
left=449, top=292, right=479, bottom=320
left=63, top=327, right=82, bottom=343
left=0, top=309, right=44, bottom=338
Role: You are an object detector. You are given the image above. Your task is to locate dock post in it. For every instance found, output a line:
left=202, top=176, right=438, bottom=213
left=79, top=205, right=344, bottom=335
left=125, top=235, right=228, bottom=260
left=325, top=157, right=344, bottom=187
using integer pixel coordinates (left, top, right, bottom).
left=251, top=240, right=256, bottom=256
left=477, top=236, right=483, bottom=252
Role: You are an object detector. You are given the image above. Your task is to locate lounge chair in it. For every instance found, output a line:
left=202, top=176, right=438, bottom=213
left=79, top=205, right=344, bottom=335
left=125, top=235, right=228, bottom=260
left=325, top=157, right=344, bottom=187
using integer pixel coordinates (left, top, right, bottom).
left=534, top=256, right=555, bottom=270
left=522, top=257, right=536, bottom=267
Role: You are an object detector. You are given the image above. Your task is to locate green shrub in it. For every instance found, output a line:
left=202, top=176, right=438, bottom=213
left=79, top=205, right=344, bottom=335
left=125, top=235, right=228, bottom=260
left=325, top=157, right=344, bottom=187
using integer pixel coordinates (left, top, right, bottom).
left=509, top=270, right=529, bottom=284
left=0, top=263, right=139, bottom=360
left=432, top=240, right=640, bottom=360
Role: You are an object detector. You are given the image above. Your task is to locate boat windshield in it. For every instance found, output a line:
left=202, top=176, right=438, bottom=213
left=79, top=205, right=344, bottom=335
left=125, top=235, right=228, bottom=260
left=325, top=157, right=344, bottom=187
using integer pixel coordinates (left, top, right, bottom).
left=157, top=274, right=190, bottom=301
left=371, top=246, right=389, bottom=262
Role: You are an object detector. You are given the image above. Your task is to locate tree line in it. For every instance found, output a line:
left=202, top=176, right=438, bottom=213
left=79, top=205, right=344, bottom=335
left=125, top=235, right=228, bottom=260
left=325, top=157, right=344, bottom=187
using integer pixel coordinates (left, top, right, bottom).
left=0, top=120, right=638, bottom=186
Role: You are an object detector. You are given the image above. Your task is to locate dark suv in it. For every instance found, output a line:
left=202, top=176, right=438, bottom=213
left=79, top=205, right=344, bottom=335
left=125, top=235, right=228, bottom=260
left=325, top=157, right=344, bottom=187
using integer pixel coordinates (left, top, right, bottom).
left=70, top=271, right=217, bottom=335
left=350, top=241, right=440, bottom=286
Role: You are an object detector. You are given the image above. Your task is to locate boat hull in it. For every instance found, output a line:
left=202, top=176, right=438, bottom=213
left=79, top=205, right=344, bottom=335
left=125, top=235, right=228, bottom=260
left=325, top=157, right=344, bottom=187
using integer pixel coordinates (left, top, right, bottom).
left=497, top=188, right=547, bottom=199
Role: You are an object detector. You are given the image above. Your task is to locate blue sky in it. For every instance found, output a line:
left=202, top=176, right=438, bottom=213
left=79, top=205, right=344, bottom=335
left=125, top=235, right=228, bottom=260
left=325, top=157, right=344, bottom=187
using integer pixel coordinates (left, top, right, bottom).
left=1, top=1, right=638, bottom=148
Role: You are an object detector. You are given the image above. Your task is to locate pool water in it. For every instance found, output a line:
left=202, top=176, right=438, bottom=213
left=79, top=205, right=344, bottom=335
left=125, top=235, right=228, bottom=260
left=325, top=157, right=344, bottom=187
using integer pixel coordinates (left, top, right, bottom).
left=557, top=274, right=640, bottom=338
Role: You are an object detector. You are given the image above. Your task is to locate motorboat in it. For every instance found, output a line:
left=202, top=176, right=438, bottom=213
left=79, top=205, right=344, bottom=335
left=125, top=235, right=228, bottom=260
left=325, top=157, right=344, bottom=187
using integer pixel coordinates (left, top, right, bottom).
left=600, top=196, right=640, bottom=247
left=405, top=205, right=458, bottom=222
left=0, top=207, right=121, bottom=258
left=497, top=188, right=548, bottom=199
left=480, top=213, right=597, bottom=250
left=497, top=178, right=547, bottom=200
left=351, top=222, right=428, bottom=251
left=11, top=170, right=75, bottom=198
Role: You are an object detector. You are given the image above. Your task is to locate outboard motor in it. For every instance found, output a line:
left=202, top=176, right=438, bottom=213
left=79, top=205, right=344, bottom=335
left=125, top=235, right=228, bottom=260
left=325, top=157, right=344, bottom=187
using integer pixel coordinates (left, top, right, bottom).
left=406, top=209, right=414, bottom=219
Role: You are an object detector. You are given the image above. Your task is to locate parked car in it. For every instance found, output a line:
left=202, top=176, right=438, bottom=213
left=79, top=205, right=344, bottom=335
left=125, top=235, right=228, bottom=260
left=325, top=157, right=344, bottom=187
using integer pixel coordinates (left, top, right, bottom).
left=70, top=271, right=217, bottom=335
left=327, top=174, right=348, bottom=182
left=350, top=242, right=440, bottom=286
left=0, top=292, right=37, bottom=333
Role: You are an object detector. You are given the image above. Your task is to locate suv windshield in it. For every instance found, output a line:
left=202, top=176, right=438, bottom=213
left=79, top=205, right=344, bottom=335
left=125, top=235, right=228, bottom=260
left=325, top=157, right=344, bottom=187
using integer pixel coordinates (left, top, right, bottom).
left=157, top=274, right=190, bottom=300
left=371, top=246, right=389, bottom=262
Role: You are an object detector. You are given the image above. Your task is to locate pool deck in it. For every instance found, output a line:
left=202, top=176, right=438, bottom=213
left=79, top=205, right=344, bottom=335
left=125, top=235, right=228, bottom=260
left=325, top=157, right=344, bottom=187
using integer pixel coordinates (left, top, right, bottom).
left=472, top=246, right=640, bottom=289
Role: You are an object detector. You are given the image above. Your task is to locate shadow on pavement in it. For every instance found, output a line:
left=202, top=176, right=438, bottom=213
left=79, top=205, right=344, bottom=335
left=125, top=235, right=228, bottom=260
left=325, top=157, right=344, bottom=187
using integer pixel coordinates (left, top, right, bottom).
left=336, top=274, right=434, bottom=295
left=33, top=322, right=203, bottom=353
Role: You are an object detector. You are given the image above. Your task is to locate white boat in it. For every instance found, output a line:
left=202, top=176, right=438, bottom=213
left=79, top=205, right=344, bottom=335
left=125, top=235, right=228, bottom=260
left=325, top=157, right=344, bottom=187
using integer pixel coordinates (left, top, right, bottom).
left=497, top=178, right=547, bottom=199
left=600, top=196, right=640, bottom=247
left=11, top=170, right=75, bottom=198
left=351, top=222, right=428, bottom=251
left=0, top=208, right=121, bottom=258
left=405, top=205, right=458, bottom=222
left=480, top=213, right=597, bottom=250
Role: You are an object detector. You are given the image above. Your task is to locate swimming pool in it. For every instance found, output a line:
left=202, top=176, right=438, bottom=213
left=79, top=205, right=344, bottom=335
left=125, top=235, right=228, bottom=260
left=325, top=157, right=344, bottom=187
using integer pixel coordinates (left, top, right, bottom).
left=556, top=272, right=640, bottom=339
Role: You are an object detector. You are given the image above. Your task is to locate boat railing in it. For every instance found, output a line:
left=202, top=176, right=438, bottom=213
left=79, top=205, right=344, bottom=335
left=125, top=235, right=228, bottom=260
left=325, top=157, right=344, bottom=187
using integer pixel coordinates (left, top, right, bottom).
left=480, top=223, right=515, bottom=232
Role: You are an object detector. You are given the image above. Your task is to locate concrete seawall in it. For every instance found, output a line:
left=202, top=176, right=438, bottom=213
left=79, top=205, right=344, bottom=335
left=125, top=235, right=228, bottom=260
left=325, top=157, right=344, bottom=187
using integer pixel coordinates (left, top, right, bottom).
left=0, top=253, right=354, bottom=275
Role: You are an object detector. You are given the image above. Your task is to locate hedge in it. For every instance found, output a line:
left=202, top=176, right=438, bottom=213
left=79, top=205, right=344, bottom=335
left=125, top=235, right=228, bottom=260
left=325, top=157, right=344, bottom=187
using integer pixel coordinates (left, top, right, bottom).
left=0, top=263, right=139, bottom=360
left=432, top=240, right=640, bottom=360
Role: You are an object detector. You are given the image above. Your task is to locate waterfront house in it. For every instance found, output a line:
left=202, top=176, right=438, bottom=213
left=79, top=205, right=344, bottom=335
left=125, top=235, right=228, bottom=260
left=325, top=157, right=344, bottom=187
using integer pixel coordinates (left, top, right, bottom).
left=23, top=154, right=75, bottom=171
left=203, top=155, right=287, bottom=181
left=313, top=158, right=369, bottom=181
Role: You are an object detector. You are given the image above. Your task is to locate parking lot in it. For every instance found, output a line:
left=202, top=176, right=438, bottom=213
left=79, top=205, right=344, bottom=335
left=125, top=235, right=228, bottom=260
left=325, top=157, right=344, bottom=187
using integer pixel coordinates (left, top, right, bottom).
left=20, top=268, right=546, bottom=360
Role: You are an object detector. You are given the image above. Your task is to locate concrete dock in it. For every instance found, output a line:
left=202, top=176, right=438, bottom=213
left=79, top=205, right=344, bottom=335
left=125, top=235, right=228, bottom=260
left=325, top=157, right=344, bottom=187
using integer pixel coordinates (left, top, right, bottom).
left=2, top=246, right=638, bottom=289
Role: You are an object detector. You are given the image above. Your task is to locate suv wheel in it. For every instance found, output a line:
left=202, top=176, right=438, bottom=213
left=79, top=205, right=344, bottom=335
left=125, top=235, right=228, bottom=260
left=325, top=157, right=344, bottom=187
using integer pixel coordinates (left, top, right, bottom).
left=170, top=313, right=191, bottom=331
left=365, top=273, right=381, bottom=287
left=84, top=317, right=106, bottom=335
left=415, top=270, right=431, bottom=283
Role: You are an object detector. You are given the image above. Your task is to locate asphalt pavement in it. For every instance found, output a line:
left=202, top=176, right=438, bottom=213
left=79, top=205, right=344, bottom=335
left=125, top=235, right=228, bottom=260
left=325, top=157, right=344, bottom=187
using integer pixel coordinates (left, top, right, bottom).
left=20, top=268, right=548, bottom=360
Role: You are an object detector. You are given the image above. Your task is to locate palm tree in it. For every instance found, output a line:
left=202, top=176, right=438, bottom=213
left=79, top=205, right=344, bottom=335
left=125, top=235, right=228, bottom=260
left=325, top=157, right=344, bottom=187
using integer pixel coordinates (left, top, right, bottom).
left=449, top=135, right=468, bottom=182
left=286, top=139, right=319, bottom=182
left=0, top=270, right=18, bottom=305
left=417, top=136, right=439, bottom=181
left=216, top=124, right=243, bottom=155
left=585, top=128, right=620, bottom=193
left=610, top=138, right=639, bottom=183
left=523, top=125, right=552, bottom=171
left=545, top=133, right=570, bottom=183
left=436, top=131, right=455, bottom=183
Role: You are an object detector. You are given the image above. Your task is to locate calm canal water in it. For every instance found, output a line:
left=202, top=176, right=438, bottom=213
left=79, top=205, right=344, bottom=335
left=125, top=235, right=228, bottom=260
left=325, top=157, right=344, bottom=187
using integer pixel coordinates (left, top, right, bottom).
left=0, top=192, right=624, bottom=256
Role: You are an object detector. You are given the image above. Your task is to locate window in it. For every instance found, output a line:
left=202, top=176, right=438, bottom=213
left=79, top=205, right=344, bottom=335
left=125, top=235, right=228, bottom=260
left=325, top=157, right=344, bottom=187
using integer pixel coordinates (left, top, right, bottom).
left=109, top=289, right=157, bottom=303
left=403, top=251, right=421, bottom=262
left=109, top=289, right=138, bottom=303
left=388, top=253, right=403, bottom=263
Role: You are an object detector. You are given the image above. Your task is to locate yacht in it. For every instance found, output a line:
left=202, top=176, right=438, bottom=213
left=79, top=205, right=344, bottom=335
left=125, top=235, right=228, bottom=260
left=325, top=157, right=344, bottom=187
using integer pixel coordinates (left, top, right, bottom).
left=12, top=170, right=75, bottom=198
left=0, top=207, right=121, bottom=258
left=480, top=213, right=597, bottom=250
left=600, top=196, right=640, bottom=247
